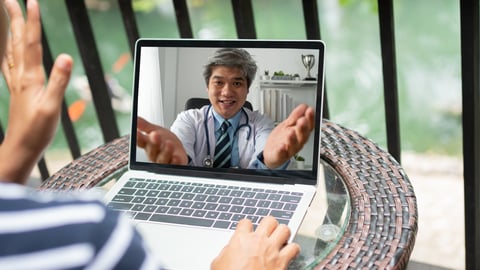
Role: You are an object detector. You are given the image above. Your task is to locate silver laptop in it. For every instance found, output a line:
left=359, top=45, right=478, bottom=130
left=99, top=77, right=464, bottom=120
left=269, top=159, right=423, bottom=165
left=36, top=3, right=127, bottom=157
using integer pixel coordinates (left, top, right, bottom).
left=104, top=38, right=325, bottom=270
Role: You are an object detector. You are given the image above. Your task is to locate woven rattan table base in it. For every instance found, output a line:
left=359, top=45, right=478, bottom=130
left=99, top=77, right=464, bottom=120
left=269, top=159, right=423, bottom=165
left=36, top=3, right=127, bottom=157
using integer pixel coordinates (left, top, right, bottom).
left=40, top=120, right=417, bottom=270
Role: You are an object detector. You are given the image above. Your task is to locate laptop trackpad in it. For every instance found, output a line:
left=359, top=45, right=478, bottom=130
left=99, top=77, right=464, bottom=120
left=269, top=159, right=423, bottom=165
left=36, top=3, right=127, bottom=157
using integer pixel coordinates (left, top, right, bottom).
left=137, top=222, right=233, bottom=270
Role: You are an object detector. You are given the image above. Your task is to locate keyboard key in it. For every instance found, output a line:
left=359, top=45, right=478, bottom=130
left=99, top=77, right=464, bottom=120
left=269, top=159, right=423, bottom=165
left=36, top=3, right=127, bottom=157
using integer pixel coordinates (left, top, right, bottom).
left=132, top=204, right=145, bottom=212
left=219, top=213, right=232, bottom=220
left=167, top=199, right=181, bottom=206
left=150, top=214, right=214, bottom=227
left=219, top=197, right=232, bottom=204
left=218, top=189, right=230, bottom=196
left=206, top=211, right=219, bottom=219
left=206, top=195, right=220, bottom=203
left=230, top=206, right=243, bottom=213
left=242, top=191, right=255, bottom=198
left=156, top=206, right=169, bottom=213
left=146, top=190, right=160, bottom=197
left=245, top=199, right=258, bottom=206
left=254, top=193, right=268, bottom=200
left=257, top=200, right=270, bottom=208
left=159, top=191, right=171, bottom=198
left=135, top=189, right=148, bottom=196
left=284, top=203, right=297, bottom=211
left=192, top=202, right=205, bottom=209
left=108, top=202, right=132, bottom=211
left=171, top=192, right=183, bottom=199
left=167, top=207, right=181, bottom=215
left=194, top=194, right=207, bottom=201
left=213, top=220, right=230, bottom=229
left=193, top=210, right=207, bottom=217
left=155, top=198, right=168, bottom=205
left=271, top=202, right=284, bottom=209
left=135, top=212, right=151, bottom=220
left=256, top=208, right=269, bottom=216
left=118, top=188, right=135, bottom=195
left=179, top=201, right=193, bottom=208
left=144, top=198, right=156, bottom=204
left=217, top=204, right=230, bottom=211
left=232, top=214, right=246, bottom=221
left=132, top=197, right=145, bottom=203
left=281, top=195, right=301, bottom=203
left=205, top=203, right=218, bottom=210
left=230, top=190, right=243, bottom=197
left=268, top=194, right=281, bottom=201
left=182, top=193, right=195, bottom=200
left=180, top=208, right=194, bottom=216
left=270, top=210, right=294, bottom=219
left=206, top=188, right=219, bottom=195
left=112, top=195, right=133, bottom=203
left=242, top=207, right=256, bottom=215
left=232, top=198, right=244, bottom=205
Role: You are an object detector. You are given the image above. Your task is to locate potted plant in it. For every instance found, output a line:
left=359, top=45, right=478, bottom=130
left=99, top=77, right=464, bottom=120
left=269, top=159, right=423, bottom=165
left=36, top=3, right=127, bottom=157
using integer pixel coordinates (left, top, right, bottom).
left=295, top=155, right=305, bottom=169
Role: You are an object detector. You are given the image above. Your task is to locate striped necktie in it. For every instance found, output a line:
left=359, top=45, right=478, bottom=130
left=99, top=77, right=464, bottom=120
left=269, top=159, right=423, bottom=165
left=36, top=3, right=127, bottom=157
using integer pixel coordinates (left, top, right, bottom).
left=214, top=121, right=232, bottom=168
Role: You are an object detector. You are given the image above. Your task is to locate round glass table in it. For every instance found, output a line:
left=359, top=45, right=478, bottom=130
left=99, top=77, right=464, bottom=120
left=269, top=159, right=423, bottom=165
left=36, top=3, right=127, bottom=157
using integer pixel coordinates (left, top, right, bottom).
left=40, top=120, right=417, bottom=270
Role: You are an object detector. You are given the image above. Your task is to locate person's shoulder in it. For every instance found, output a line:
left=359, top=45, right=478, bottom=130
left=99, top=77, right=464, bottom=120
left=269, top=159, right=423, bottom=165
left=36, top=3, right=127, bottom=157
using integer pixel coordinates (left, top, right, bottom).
left=0, top=182, right=107, bottom=211
left=177, top=106, right=207, bottom=121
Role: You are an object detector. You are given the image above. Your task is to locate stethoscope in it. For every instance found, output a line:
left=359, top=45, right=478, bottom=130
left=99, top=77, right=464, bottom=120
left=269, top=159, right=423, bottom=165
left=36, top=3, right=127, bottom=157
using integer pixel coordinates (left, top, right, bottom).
left=203, top=105, right=252, bottom=167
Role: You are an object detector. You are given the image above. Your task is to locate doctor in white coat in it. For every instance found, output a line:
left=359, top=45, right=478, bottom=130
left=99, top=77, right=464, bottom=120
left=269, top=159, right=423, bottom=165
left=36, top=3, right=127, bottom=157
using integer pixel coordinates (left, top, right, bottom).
left=137, top=48, right=314, bottom=169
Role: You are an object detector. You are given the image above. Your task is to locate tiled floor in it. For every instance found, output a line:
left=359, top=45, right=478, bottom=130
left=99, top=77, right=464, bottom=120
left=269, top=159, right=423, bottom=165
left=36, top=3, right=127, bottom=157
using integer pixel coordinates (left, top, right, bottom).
left=402, top=152, right=464, bottom=270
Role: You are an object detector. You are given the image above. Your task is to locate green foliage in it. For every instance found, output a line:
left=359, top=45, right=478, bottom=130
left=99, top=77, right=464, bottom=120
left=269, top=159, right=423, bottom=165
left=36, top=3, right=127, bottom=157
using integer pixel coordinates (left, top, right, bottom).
left=339, top=0, right=378, bottom=13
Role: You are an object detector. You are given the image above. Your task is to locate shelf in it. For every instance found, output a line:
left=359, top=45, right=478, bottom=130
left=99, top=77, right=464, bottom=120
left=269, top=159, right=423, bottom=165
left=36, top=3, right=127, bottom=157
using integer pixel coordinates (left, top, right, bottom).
left=259, top=79, right=317, bottom=88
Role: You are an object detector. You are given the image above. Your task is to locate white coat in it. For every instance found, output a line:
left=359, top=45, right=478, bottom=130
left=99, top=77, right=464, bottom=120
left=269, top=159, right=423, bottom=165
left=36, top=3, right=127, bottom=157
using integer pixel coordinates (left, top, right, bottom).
left=170, top=105, right=275, bottom=169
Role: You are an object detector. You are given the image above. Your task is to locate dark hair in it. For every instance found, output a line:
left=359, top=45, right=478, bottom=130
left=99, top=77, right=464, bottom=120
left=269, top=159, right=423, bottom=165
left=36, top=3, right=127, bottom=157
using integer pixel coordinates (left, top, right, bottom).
left=203, top=48, right=257, bottom=88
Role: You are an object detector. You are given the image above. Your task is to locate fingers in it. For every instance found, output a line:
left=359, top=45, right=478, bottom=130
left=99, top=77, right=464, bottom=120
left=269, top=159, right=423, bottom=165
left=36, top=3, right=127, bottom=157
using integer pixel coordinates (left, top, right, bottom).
left=5, top=0, right=25, bottom=66
left=24, top=0, right=43, bottom=75
left=255, top=215, right=279, bottom=236
left=44, top=54, right=73, bottom=105
left=234, top=218, right=253, bottom=234
left=284, top=104, right=308, bottom=126
left=279, top=243, right=301, bottom=265
left=137, top=116, right=161, bottom=133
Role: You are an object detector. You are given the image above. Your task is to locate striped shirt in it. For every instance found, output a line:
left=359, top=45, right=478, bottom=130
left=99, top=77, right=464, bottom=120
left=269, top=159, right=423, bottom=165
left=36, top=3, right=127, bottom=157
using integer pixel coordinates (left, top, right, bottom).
left=0, top=182, right=162, bottom=270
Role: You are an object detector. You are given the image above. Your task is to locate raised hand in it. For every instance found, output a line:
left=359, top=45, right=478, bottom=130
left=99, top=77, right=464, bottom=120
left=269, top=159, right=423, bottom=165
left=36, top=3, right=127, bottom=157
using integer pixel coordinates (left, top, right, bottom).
left=263, top=104, right=315, bottom=169
left=136, top=116, right=189, bottom=165
left=0, top=0, right=73, bottom=184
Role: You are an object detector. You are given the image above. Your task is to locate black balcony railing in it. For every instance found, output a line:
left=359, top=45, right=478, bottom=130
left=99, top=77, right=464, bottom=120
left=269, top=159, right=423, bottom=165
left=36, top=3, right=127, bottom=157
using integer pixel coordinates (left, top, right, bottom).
left=0, top=0, right=477, bottom=269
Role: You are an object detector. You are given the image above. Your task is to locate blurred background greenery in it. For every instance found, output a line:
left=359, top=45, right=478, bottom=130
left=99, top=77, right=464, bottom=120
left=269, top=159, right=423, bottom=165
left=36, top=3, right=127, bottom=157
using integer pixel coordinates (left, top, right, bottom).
left=0, top=0, right=462, bottom=158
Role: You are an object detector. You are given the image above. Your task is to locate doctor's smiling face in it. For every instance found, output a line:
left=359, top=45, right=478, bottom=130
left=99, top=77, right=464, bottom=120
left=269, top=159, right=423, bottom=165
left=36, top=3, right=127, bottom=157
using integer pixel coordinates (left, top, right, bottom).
left=203, top=48, right=257, bottom=120
left=207, top=66, right=248, bottom=120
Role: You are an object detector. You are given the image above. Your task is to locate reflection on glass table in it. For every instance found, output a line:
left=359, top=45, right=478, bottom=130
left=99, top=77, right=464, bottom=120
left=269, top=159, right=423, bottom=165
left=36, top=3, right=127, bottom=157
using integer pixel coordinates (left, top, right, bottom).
left=289, top=160, right=349, bottom=269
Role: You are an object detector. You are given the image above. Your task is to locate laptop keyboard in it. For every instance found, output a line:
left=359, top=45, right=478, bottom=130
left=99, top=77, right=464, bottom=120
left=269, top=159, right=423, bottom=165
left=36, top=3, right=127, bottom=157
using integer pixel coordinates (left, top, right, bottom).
left=107, top=177, right=303, bottom=230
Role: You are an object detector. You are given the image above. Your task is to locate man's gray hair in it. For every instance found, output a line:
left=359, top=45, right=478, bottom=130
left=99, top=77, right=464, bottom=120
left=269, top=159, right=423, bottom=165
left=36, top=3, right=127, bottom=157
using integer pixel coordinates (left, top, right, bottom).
left=203, top=48, right=257, bottom=88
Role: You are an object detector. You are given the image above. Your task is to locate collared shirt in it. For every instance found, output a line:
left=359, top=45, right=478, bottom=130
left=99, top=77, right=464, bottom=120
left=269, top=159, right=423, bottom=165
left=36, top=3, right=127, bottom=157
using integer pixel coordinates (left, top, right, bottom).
left=212, top=109, right=242, bottom=167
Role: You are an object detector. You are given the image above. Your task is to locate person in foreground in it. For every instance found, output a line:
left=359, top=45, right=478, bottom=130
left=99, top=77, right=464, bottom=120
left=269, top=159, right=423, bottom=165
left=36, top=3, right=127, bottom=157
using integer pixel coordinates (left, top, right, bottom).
left=137, top=48, right=315, bottom=169
left=0, top=0, right=299, bottom=269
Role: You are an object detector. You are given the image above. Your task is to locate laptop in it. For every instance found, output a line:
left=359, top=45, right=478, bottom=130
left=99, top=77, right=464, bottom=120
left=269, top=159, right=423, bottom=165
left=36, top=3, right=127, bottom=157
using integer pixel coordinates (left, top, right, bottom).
left=104, top=38, right=325, bottom=269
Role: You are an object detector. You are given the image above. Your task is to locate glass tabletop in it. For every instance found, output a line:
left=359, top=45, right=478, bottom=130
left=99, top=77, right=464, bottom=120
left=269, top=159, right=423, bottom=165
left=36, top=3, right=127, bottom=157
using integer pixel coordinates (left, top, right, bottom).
left=289, top=160, right=350, bottom=269
left=96, top=159, right=350, bottom=269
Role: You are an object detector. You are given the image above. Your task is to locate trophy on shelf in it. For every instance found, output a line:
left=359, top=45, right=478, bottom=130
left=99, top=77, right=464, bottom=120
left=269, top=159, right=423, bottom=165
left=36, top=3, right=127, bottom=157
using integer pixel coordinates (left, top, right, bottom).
left=301, top=54, right=316, bottom=81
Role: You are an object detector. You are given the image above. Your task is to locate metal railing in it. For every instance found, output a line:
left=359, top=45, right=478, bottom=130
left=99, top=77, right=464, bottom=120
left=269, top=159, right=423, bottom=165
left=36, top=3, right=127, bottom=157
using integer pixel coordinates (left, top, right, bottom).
left=0, top=0, right=477, bottom=269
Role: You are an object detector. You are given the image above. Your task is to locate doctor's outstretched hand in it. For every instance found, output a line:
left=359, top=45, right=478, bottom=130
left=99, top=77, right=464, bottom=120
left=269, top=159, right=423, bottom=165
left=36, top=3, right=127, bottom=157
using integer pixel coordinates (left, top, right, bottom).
left=136, top=116, right=189, bottom=165
left=263, top=104, right=315, bottom=169
left=211, top=216, right=300, bottom=270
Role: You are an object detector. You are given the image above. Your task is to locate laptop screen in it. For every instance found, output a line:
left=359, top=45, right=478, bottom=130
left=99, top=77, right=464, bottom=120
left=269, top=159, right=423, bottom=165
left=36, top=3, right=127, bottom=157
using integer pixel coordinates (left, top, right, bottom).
left=130, top=39, right=325, bottom=185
